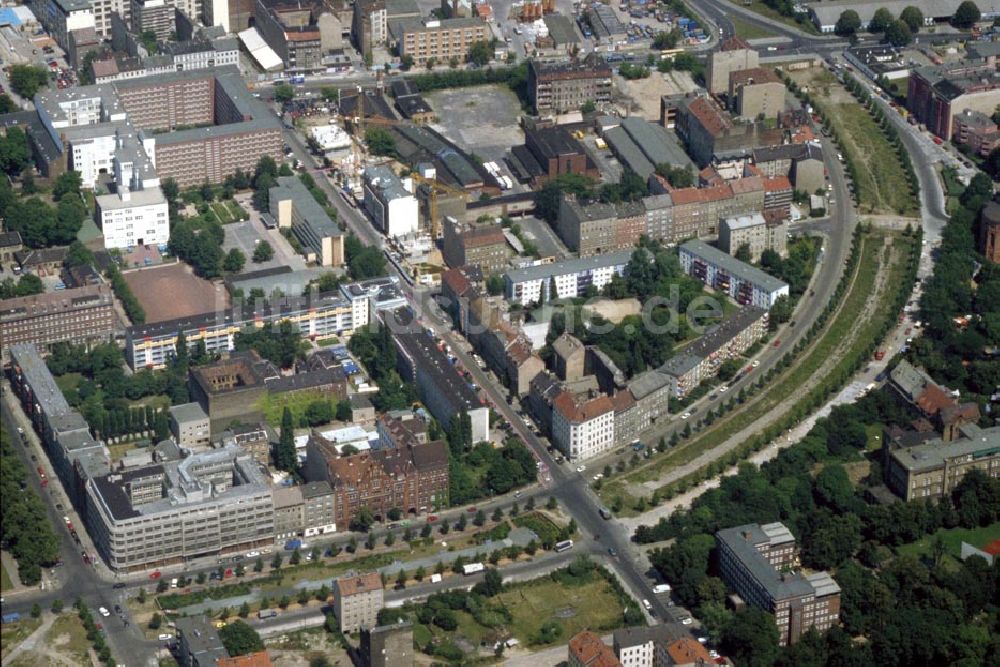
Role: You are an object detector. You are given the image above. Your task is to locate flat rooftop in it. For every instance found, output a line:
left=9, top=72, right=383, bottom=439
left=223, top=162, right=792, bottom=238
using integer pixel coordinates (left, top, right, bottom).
left=394, top=326, right=483, bottom=414
left=681, top=240, right=789, bottom=293
left=505, top=249, right=635, bottom=284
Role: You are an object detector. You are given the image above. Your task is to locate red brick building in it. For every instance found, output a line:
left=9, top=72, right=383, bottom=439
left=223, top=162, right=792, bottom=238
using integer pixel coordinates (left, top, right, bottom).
left=307, top=432, right=449, bottom=528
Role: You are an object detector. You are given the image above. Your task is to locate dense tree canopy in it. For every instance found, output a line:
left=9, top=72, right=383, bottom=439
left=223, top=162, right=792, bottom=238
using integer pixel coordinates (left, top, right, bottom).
left=234, top=320, right=306, bottom=368
left=953, top=1, right=981, bottom=28
left=8, top=65, right=49, bottom=99
left=218, top=621, right=264, bottom=656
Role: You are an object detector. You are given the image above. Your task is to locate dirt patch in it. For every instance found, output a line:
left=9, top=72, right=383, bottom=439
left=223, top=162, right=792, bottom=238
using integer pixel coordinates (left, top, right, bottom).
left=122, top=262, right=228, bottom=323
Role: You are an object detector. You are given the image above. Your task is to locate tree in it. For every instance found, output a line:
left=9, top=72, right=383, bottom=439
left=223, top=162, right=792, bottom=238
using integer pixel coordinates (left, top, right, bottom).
left=274, top=407, right=297, bottom=472
left=581, top=100, right=596, bottom=114
left=869, top=7, right=894, bottom=32
left=8, top=65, right=49, bottom=99
left=474, top=509, right=486, bottom=526
left=223, top=248, right=246, bottom=273
left=492, top=507, right=503, bottom=522
left=0, top=126, right=30, bottom=176
left=53, top=171, right=82, bottom=200
left=290, top=548, right=301, bottom=565
left=252, top=240, right=274, bottom=263
left=654, top=163, right=693, bottom=188
left=721, top=608, right=780, bottom=667
left=953, top=1, right=981, bottom=28
left=734, top=243, right=752, bottom=263
left=900, top=6, right=924, bottom=32
left=486, top=274, right=505, bottom=296
left=717, top=358, right=741, bottom=382
left=835, top=10, right=862, bottom=36
left=364, top=127, right=396, bottom=157
left=468, top=40, right=492, bottom=66
left=238, top=601, right=250, bottom=618
left=0, top=93, right=16, bottom=114
left=885, top=20, right=913, bottom=46
left=274, top=83, right=295, bottom=104
left=351, top=506, right=375, bottom=533
left=139, top=30, right=158, bottom=53
left=396, top=569, right=407, bottom=587
left=148, top=612, right=162, bottom=629
left=218, top=621, right=265, bottom=656
left=400, top=54, right=415, bottom=70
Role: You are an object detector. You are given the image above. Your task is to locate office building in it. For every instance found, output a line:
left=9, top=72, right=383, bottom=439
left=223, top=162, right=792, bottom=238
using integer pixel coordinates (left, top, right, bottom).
left=125, top=291, right=355, bottom=370
left=301, top=480, right=338, bottom=536
left=168, top=402, right=210, bottom=449
left=33, top=0, right=96, bottom=52
left=716, top=522, right=841, bottom=645
left=719, top=214, right=787, bottom=261
left=981, top=200, right=1000, bottom=263
left=679, top=240, right=789, bottom=308
left=95, top=185, right=170, bottom=250
left=555, top=196, right=643, bottom=257
left=129, top=0, right=174, bottom=42
left=885, top=423, right=1000, bottom=501
left=307, top=430, right=449, bottom=528
left=504, top=249, right=634, bottom=303
left=393, top=327, right=490, bottom=442
left=509, top=125, right=599, bottom=187
left=363, top=166, right=419, bottom=238
left=7, top=344, right=111, bottom=512
left=339, top=276, right=408, bottom=332
left=441, top=216, right=508, bottom=274
left=729, top=67, right=784, bottom=119
left=660, top=307, right=768, bottom=397
left=707, top=37, right=759, bottom=95
left=1, top=284, right=116, bottom=358
left=552, top=390, right=615, bottom=461
left=568, top=630, right=622, bottom=667
left=86, top=444, right=275, bottom=571
left=908, top=61, right=1000, bottom=141
left=269, top=176, right=345, bottom=267
left=333, top=571, right=384, bottom=633
left=527, top=58, right=613, bottom=115
left=390, top=17, right=489, bottom=67
left=361, top=622, right=414, bottom=667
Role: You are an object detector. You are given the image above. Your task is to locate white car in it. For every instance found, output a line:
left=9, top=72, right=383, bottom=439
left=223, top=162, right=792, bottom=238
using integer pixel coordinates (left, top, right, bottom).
left=681, top=617, right=693, bottom=625
left=681, top=412, right=691, bottom=420
left=718, top=385, right=728, bottom=393
left=752, top=360, right=760, bottom=368
left=98, top=607, right=110, bottom=617
left=158, top=633, right=174, bottom=641
left=642, top=599, right=652, bottom=611
left=593, top=473, right=603, bottom=481
left=576, top=465, right=586, bottom=473
left=246, top=551, right=260, bottom=558
left=837, top=153, right=844, bottom=161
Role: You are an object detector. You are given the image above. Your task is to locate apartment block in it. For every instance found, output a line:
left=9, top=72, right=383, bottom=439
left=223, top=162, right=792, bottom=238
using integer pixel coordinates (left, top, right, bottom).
left=220, top=423, right=271, bottom=466
left=363, top=166, right=419, bottom=238
left=307, top=430, right=449, bottom=529
left=555, top=196, right=643, bottom=257
left=719, top=213, right=787, bottom=261
left=301, top=480, right=338, bottom=536
left=527, top=58, right=613, bottom=115
left=552, top=390, right=615, bottom=461
left=752, top=143, right=825, bottom=196
left=679, top=239, right=789, bottom=308
left=612, top=625, right=676, bottom=667
left=1, top=284, right=116, bottom=358
left=716, top=522, right=841, bottom=645
left=729, top=67, right=784, bottom=119
left=953, top=108, right=1000, bottom=157
left=391, top=17, right=488, bottom=66
left=125, top=291, right=355, bottom=370
left=352, top=0, right=419, bottom=55
left=273, top=485, right=305, bottom=539
left=707, top=36, right=759, bottom=94
left=885, top=424, right=1000, bottom=502
left=568, top=631, right=622, bottom=667
left=333, top=572, right=384, bottom=633
left=129, top=0, right=174, bottom=42
left=393, top=326, right=490, bottom=443
left=907, top=61, right=1000, bottom=141
left=33, top=0, right=97, bottom=51
left=441, top=216, right=508, bottom=274
left=95, top=185, right=170, bottom=250
left=86, top=445, right=275, bottom=572
left=93, top=35, right=241, bottom=84
left=361, top=622, right=414, bottom=667
left=254, top=0, right=323, bottom=71
left=504, top=249, right=634, bottom=304
left=270, top=176, right=345, bottom=266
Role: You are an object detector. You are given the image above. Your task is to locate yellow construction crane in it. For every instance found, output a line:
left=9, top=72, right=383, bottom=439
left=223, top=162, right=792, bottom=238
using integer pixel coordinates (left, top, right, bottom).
left=410, top=172, right=470, bottom=240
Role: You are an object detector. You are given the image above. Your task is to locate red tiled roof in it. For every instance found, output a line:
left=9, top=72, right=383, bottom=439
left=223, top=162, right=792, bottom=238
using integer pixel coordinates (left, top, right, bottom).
left=335, top=571, right=383, bottom=597
left=441, top=267, right=472, bottom=297
left=568, top=631, right=622, bottom=667
left=670, top=183, right=734, bottom=205
left=610, top=390, right=635, bottom=413
left=729, top=175, right=764, bottom=195
left=729, top=67, right=782, bottom=88
left=553, top=391, right=614, bottom=423
left=721, top=36, right=752, bottom=51
left=916, top=385, right=955, bottom=416
left=687, top=96, right=732, bottom=137
left=666, top=637, right=713, bottom=665
left=763, top=175, right=792, bottom=192
left=217, top=652, right=273, bottom=667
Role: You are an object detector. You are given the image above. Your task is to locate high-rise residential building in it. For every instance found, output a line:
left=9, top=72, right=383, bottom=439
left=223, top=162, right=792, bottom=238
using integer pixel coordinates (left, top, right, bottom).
left=527, top=58, right=613, bottom=115
left=86, top=444, right=276, bottom=572
left=0, top=284, right=116, bottom=357
left=129, top=0, right=174, bottom=41
left=333, top=572, right=384, bottom=632
left=716, top=522, right=841, bottom=645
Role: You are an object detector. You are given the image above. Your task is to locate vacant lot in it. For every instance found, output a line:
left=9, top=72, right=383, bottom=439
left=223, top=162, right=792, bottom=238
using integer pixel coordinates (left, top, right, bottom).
left=730, top=14, right=777, bottom=40
left=0, top=617, right=41, bottom=655
left=732, top=0, right=819, bottom=35
left=791, top=68, right=918, bottom=217
left=896, top=524, right=1000, bottom=561
left=426, top=85, right=524, bottom=163
left=123, top=263, right=227, bottom=323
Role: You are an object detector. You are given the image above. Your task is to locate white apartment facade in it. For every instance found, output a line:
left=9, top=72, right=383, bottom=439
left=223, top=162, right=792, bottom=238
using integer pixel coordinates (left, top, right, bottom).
left=503, top=249, right=634, bottom=304
left=363, top=166, right=419, bottom=238
left=95, top=186, right=169, bottom=249
left=552, top=392, right=615, bottom=461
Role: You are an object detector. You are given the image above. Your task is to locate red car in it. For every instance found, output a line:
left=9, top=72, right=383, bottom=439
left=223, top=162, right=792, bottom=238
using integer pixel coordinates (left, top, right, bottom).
left=773, top=340, right=781, bottom=347
left=427, top=515, right=439, bottom=523
left=466, top=507, right=477, bottom=514
left=149, top=571, right=162, bottom=580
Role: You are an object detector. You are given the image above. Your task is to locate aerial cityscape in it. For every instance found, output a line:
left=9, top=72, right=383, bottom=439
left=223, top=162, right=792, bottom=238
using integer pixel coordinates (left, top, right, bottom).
left=0, top=0, right=998, bottom=665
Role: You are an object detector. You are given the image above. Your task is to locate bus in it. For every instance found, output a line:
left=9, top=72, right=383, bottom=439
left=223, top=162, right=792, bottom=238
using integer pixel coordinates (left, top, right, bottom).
left=554, top=540, right=574, bottom=553
left=463, top=562, right=485, bottom=575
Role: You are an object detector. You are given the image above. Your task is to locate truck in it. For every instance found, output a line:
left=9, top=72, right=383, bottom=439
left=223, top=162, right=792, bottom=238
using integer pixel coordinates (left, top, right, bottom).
left=258, top=609, right=278, bottom=619
left=653, top=584, right=672, bottom=594
left=284, top=539, right=303, bottom=551
left=599, top=507, right=613, bottom=520
left=463, top=562, right=485, bottom=575
left=290, top=75, right=306, bottom=84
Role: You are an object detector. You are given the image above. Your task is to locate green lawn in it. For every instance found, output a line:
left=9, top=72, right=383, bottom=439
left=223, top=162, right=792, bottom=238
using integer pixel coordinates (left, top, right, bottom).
left=731, top=0, right=820, bottom=35
left=54, top=372, right=83, bottom=395
left=0, top=559, right=13, bottom=592
left=498, top=576, right=625, bottom=646
left=0, top=617, right=41, bottom=655
left=43, top=613, right=91, bottom=663
left=211, top=202, right=234, bottom=224
left=730, top=14, right=778, bottom=40
left=601, top=232, right=916, bottom=509
left=896, top=524, right=1000, bottom=560
left=255, top=390, right=332, bottom=427
left=864, top=423, right=883, bottom=452
left=225, top=200, right=249, bottom=221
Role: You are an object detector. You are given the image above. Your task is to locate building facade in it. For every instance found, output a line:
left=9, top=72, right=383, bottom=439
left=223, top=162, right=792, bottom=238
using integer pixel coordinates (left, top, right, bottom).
left=441, top=216, right=508, bottom=274
left=679, top=239, right=789, bottom=308
left=391, top=17, right=488, bottom=66
left=980, top=199, right=1000, bottom=263
left=270, top=176, right=345, bottom=266
left=504, top=249, right=634, bottom=304
left=1, top=284, right=116, bottom=358
left=719, top=213, right=787, bottom=261
left=885, top=424, right=1000, bottom=501
left=95, top=186, right=170, bottom=249
left=707, top=37, right=759, bottom=94
left=363, top=166, right=420, bottom=238
left=551, top=391, right=615, bottom=461
left=361, top=622, right=414, bottom=667
left=907, top=61, right=1000, bottom=141
left=168, top=402, right=211, bottom=449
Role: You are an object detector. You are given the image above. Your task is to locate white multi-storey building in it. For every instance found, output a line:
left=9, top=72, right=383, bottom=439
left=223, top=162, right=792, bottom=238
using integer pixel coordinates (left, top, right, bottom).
left=95, top=186, right=169, bottom=249
left=504, top=249, right=635, bottom=304
left=679, top=239, right=789, bottom=309
left=551, top=391, right=615, bottom=461
left=363, top=165, right=419, bottom=238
